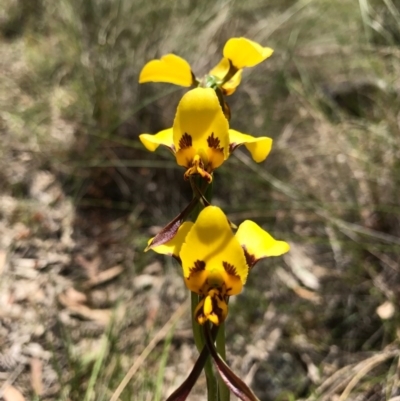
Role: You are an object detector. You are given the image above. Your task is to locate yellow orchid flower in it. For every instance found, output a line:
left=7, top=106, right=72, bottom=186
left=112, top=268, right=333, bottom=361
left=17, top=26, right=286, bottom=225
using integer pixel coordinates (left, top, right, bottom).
left=139, top=37, right=273, bottom=95
left=149, top=206, right=290, bottom=325
left=139, top=87, right=273, bottom=182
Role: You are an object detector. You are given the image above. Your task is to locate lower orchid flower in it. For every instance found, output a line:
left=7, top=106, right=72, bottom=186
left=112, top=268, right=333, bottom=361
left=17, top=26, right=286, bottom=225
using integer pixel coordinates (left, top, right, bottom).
left=148, top=205, right=289, bottom=325
left=147, top=205, right=289, bottom=401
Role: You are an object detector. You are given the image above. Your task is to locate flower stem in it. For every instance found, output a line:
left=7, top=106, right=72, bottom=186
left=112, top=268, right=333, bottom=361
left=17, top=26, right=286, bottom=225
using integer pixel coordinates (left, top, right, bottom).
left=189, top=176, right=219, bottom=401
left=216, top=322, right=230, bottom=401
left=191, top=292, right=203, bottom=351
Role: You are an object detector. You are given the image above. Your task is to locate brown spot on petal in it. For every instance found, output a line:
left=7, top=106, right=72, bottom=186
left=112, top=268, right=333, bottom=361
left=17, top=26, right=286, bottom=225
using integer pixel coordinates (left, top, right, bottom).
left=223, top=261, right=239, bottom=278
left=242, top=246, right=257, bottom=269
left=207, top=133, right=223, bottom=151
left=189, top=260, right=206, bottom=274
left=179, top=133, right=192, bottom=149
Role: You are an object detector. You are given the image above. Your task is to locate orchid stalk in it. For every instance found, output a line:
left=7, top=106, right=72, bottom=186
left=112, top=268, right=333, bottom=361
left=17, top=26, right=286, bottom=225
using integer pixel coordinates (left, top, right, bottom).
left=139, top=37, right=290, bottom=401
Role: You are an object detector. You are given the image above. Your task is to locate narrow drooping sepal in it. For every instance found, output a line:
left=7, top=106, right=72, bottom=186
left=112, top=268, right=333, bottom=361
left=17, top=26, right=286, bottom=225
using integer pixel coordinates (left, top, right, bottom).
left=204, top=324, right=261, bottom=401
left=148, top=222, right=193, bottom=258
left=189, top=176, right=212, bottom=208
left=145, top=197, right=198, bottom=252
left=139, top=54, right=194, bottom=87
left=165, top=326, right=219, bottom=401
left=235, top=220, right=290, bottom=268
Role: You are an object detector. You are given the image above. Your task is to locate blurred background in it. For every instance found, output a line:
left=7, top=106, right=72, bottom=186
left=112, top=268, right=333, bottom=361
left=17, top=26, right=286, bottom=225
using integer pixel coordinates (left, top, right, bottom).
left=0, top=0, right=400, bottom=400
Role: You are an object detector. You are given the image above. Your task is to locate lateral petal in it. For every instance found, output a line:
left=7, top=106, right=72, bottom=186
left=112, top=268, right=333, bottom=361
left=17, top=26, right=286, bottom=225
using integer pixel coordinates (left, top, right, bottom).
left=235, top=220, right=290, bottom=268
left=139, top=128, right=174, bottom=152
left=229, top=129, right=272, bottom=162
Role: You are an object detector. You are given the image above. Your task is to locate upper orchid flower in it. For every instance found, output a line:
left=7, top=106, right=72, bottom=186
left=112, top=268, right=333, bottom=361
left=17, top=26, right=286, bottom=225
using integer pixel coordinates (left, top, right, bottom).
left=149, top=206, right=289, bottom=325
left=139, top=87, right=272, bottom=182
left=139, top=37, right=273, bottom=96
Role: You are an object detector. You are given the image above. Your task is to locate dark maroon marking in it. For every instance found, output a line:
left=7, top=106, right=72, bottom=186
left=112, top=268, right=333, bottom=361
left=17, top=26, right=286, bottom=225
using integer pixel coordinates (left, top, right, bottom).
left=179, top=132, right=192, bottom=149
left=210, top=295, right=223, bottom=318
left=190, top=157, right=205, bottom=168
left=222, top=261, right=239, bottom=278
left=189, top=260, right=206, bottom=274
left=207, top=133, right=223, bottom=151
left=242, top=246, right=257, bottom=269
left=229, top=142, right=240, bottom=154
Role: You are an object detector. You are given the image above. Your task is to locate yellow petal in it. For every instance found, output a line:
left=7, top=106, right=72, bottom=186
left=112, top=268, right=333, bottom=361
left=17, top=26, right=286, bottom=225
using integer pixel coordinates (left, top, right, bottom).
left=223, top=37, right=274, bottom=69
left=139, top=54, right=193, bottom=87
left=221, top=70, right=242, bottom=95
left=149, top=222, right=193, bottom=257
left=139, top=128, right=174, bottom=152
left=209, top=58, right=230, bottom=80
left=173, top=88, right=229, bottom=169
left=180, top=206, right=247, bottom=295
left=235, top=220, right=290, bottom=267
left=229, top=129, right=272, bottom=162
left=209, top=58, right=242, bottom=95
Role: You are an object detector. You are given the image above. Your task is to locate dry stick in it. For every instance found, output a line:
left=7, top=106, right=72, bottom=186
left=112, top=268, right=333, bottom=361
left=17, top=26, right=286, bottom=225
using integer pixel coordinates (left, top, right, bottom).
left=314, top=349, right=398, bottom=401
left=310, top=363, right=356, bottom=400
left=109, top=301, right=189, bottom=401
left=338, top=350, right=399, bottom=401
left=0, top=363, right=25, bottom=397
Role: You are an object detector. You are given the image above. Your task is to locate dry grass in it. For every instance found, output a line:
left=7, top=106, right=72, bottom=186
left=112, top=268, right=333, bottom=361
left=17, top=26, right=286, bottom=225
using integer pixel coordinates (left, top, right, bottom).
left=0, top=0, right=400, bottom=400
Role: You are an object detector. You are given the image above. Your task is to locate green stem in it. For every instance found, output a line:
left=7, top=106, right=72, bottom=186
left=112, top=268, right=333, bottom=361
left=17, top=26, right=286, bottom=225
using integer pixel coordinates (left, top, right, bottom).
left=216, top=322, right=230, bottom=401
left=190, top=292, right=203, bottom=352
left=189, top=176, right=219, bottom=401
left=206, top=363, right=219, bottom=401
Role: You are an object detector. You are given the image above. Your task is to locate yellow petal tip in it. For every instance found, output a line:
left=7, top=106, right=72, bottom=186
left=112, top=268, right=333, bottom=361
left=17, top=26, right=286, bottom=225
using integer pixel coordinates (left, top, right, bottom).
left=139, top=54, right=193, bottom=87
left=223, top=37, right=273, bottom=69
